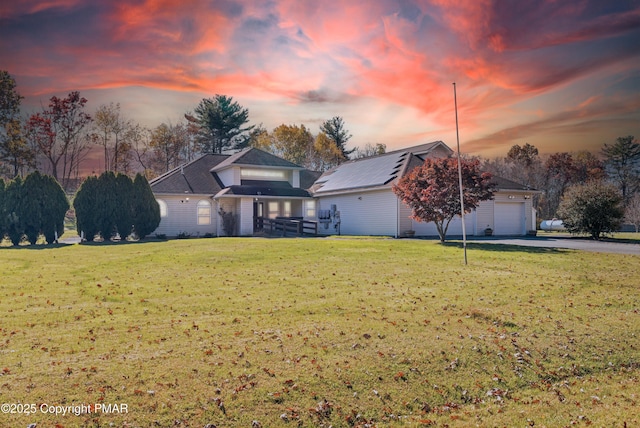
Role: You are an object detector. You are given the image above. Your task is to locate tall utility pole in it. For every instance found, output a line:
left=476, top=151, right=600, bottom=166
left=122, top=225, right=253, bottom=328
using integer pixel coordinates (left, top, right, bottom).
left=453, top=82, right=468, bottom=265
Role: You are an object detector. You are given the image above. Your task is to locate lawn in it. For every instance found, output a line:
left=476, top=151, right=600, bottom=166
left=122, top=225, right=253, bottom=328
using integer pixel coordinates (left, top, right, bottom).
left=0, top=238, right=638, bottom=427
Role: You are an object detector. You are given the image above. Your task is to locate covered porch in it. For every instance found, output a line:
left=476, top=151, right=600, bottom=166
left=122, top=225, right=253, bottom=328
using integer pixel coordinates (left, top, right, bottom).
left=213, top=182, right=317, bottom=236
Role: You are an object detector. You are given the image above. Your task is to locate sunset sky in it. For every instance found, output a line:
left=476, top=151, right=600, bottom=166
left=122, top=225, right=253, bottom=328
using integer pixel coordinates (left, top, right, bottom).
left=1, top=0, right=639, bottom=157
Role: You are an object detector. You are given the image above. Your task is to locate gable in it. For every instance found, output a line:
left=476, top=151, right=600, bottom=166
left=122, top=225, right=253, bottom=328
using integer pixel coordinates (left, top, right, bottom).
left=212, top=147, right=303, bottom=171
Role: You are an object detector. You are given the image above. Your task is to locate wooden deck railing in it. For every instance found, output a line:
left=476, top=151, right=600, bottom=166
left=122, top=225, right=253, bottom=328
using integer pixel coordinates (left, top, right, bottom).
left=256, top=217, right=318, bottom=237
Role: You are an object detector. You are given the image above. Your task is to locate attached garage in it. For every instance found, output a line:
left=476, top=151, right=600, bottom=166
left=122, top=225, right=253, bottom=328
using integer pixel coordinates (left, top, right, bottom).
left=494, top=202, right=525, bottom=235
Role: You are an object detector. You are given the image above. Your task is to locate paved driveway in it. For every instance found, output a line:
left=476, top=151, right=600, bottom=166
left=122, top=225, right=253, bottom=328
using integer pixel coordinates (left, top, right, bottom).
left=464, top=236, right=640, bottom=255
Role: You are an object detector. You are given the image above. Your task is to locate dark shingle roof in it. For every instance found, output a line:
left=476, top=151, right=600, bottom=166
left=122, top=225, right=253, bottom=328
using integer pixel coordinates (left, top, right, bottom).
left=491, top=176, right=537, bottom=191
left=213, top=147, right=303, bottom=170
left=300, top=170, right=323, bottom=190
left=150, top=154, right=228, bottom=194
left=216, top=180, right=312, bottom=198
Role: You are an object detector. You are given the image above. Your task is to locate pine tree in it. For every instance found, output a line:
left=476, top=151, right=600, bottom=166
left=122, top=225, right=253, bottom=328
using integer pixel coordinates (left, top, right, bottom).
left=132, top=173, right=160, bottom=239
left=5, top=176, right=25, bottom=245
left=96, top=171, right=118, bottom=240
left=0, top=179, right=6, bottom=241
left=74, top=176, right=100, bottom=241
left=22, top=171, right=45, bottom=244
left=114, top=173, right=134, bottom=240
left=41, top=174, right=69, bottom=244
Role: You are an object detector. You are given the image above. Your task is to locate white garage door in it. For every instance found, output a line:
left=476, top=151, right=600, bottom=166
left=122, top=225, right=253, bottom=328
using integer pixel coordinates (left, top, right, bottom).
left=494, top=202, right=525, bottom=235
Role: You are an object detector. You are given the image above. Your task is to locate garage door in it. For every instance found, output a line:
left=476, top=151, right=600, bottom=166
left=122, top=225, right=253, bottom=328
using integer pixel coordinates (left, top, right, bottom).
left=494, top=202, right=525, bottom=235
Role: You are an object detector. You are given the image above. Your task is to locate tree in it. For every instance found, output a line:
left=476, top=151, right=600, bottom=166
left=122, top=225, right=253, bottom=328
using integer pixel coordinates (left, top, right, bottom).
left=505, top=143, right=541, bottom=188
left=4, top=176, right=25, bottom=245
left=149, top=122, right=189, bottom=173
left=1, top=118, right=34, bottom=178
left=17, top=171, right=68, bottom=244
left=132, top=173, right=161, bottom=239
left=393, top=157, right=495, bottom=242
left=601, top=135, right=640, bottom=204
left=0, top=178, right=6, bottom=240
left=94, top=102, right=132, bottom=172
left=39, top=173, right=69, bottom=244
left=311, top=132, right=344, bottom=171
left=624, top=193, right=640, bottom=233
left=26, top=91, right=92, bottom=189
left=74, top=175, right=100, bottom=241
left=21, top=171, right=45, bottom=244
left=507, top=143, right=539, bottom=167
left=191, top=95, right=254, bottom=154
left=543, top=152, right=577, bottom=217
left=0, top=71, right=33, bottom=178
left=114, top=173, right=134, bottom=239
left=557, top=181, right=623, bottom=239
left=251, top=124, right=314, bottom=166
left=573, top=150, right=605, bottom=183
left=319, top=116, right=353, bottom=158
left=354, top=143, right=386, bottom=159
left=95, top=171, right=119, bottom=240
left=0, top=70, right=22, bottom=125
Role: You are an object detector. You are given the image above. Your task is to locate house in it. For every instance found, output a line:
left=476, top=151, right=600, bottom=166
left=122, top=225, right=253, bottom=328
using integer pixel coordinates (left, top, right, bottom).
left=150, top=142, right=537, bottom=238
left=149, top=148, right=320, bottom=237
left=311, top=141, right=537, bottom=237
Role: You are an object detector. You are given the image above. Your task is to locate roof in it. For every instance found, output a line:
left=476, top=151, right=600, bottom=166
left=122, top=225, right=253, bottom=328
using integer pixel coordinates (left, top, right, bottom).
left=311, top=141, right=449, bottom=194
left=215, top=180, right=312, bottom=198
left=150, top=154, right=227, bottom=194
left=212, top=147, right=303, bottom=171
left=491, top=176, right=538, bottom=191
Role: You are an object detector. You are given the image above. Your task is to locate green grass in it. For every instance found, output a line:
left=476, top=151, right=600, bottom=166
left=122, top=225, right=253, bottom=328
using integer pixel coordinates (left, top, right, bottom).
left=0, top=238, right=638, bottom=427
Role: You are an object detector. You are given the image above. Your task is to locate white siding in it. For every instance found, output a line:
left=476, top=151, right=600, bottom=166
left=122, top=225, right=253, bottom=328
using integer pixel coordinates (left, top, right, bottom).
left=238, top=198, right=254, bottom=236
left=153, top=195, right=217, bottom=237
left=411, top=210, right=476, bottom=237
left=398, top=203, right=413, bottom=236
left=317, top=189, right=399, bottom=236
left=475, top=199, right=494, bottom=235
left=217, top=167, right=240, bottom=186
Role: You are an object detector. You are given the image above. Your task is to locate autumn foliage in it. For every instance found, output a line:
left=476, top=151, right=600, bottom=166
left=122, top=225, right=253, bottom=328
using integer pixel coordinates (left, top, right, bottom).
left=393, top=157, right=495, bottom=242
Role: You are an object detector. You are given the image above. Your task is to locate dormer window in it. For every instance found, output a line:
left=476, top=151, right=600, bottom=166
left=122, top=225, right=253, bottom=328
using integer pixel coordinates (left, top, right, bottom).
left=241, top=168, right=287, bottom=180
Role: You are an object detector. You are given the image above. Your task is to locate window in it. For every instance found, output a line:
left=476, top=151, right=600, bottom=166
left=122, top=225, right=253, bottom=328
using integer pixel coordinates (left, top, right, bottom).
left=197, top=200, right=211, bottom=225
left=268, top=201, right=279, bottom=219
left=283, top=201, right=291, bottom=217
left=305, top=200, right=316, bottom=218
left=157, top=199, right=168, bottom=218
left=241, top=168, right=286, bottom=180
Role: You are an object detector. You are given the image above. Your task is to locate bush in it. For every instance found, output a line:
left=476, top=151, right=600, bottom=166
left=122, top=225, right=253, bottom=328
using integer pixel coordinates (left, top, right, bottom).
left=557, top=181, right=623, bottom=239
left=218, top=207, right=237, bottom=236
left=132, top=174, right=160, bottom=239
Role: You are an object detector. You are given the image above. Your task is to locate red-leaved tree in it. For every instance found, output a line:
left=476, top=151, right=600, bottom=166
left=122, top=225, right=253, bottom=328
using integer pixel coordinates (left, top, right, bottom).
left=393, top=157, right=495, bottom=242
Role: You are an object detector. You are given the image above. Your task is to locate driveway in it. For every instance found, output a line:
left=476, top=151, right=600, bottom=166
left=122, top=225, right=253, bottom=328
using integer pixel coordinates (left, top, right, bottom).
left=464, top=235, right=640, bottom=255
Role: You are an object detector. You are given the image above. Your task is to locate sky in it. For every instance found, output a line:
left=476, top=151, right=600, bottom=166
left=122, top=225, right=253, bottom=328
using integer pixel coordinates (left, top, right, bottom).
left=1, top=0, right=639, bottom=158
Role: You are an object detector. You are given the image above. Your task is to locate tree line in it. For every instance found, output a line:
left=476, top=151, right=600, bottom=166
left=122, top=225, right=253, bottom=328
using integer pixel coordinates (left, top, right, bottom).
left=2, top=70, right=639, bottom=235
left=1, top=70, right=374, bottom=189
left=480, top=137, right=640, bottom=233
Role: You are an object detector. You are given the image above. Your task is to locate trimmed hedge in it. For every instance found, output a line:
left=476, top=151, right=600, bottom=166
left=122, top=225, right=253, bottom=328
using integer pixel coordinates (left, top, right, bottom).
left=0, top=172, right=69, bottom=245
left=74, top=172, right=160, bottom=241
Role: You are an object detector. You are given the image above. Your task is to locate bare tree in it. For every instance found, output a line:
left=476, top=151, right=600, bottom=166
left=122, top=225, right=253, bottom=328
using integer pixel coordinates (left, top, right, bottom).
left=26, top=91, right=92, bottom=190
left=93, top=102, right=132, bottom=172
left=625, top=193, right=640, bottom=232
